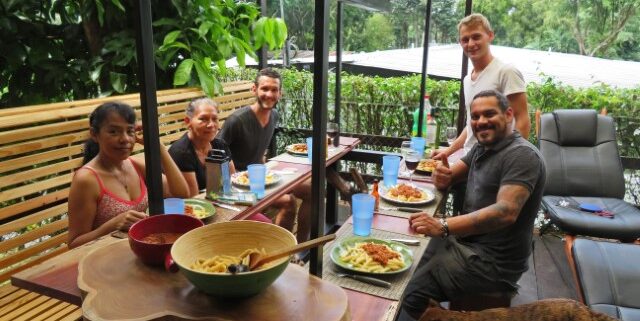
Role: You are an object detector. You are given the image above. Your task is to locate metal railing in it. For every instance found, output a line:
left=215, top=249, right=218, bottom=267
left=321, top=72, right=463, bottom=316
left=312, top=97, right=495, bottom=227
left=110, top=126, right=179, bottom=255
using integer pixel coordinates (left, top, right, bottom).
left=275, top=100, right=640, bottom=205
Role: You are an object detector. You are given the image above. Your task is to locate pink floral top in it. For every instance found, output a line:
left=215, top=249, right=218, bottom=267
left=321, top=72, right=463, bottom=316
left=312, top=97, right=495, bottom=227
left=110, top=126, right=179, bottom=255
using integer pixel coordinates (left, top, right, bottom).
left=79, top=159, right=149, bottom=229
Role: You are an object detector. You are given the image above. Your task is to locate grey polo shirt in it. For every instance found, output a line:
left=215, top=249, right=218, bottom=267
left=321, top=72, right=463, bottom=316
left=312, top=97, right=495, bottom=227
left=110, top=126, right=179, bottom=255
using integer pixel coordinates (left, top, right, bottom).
left=458, top=132, right=546, bottom=283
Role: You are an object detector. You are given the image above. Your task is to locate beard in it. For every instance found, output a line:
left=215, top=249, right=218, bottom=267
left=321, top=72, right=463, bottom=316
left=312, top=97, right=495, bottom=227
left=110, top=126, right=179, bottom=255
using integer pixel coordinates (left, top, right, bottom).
left=256, top=96, right=277, bottom=110
left=474, top=123, right=507, bottom=146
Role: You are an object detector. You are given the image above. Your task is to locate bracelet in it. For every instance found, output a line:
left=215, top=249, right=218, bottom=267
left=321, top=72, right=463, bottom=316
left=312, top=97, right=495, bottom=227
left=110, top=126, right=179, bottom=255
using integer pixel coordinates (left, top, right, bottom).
left=439, top=218, right=449, bottom=238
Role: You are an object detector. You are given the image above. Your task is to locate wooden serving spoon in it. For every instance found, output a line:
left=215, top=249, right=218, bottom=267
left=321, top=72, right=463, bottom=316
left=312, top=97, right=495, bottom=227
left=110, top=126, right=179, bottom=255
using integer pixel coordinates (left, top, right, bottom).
left=248, top=234, right=336, bottom=270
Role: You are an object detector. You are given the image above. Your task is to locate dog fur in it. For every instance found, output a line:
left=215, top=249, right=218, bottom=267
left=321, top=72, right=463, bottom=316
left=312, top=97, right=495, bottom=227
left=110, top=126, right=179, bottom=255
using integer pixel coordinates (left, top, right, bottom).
left=419, top=299, right=617, bottom=321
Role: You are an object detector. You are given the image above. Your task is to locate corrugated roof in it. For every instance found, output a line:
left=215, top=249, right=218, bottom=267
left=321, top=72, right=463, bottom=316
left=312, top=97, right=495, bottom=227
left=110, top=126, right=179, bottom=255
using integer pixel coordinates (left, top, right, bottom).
left=229, top=45, right=640, bottom=88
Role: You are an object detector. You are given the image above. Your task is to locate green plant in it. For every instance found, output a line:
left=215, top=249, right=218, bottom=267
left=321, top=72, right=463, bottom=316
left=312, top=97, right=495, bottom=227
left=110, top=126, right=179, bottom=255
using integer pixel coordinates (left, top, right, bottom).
left=0, top=0, right=286, bottom=107
left=157, top=1, right=287, bottom=97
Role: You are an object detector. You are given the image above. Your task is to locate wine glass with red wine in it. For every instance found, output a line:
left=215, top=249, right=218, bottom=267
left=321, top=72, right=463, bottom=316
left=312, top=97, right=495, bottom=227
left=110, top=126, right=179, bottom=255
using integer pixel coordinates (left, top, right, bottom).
left=405, top=150, right=420, bottom=183
left=327, top=122, right=339, bottom=147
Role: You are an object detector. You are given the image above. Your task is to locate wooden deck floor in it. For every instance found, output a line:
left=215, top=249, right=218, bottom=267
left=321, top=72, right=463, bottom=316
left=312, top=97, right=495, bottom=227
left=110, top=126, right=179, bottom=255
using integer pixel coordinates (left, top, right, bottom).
left=512, top=233, right=578, bottom=306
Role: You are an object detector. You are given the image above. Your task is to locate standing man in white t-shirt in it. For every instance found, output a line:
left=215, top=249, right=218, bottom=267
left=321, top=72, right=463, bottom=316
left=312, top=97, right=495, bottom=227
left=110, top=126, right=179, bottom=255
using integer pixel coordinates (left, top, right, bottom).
left=432, top=13, right=529, bottom=159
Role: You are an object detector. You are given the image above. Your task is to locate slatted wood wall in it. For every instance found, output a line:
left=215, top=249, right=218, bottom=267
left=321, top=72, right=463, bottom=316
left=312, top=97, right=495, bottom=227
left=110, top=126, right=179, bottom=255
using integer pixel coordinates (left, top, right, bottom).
left=0, top=81, right=255, bottom=283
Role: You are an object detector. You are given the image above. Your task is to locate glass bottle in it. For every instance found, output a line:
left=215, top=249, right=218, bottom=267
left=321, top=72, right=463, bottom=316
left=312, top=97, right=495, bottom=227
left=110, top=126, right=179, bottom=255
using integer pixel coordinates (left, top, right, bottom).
left=371, top=180, right=380, bottom=210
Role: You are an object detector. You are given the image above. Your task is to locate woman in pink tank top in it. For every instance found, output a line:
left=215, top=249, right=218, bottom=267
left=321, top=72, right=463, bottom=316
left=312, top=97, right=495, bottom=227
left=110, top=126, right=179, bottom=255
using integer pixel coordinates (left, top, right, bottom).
left=67, top=102, right=189, bottom=249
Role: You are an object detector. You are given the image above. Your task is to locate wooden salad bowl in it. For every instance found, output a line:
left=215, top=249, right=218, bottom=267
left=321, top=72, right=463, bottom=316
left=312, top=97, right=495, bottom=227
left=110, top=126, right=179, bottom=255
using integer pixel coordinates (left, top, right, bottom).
left=171, top=220, right=296, bottom=297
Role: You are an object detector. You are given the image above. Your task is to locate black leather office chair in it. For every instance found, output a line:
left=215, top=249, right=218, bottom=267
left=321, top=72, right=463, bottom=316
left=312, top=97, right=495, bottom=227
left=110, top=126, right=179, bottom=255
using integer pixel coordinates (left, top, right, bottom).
left=538, top=109, right=640, bottom=241
left=572, top=238, right=640, bottom=320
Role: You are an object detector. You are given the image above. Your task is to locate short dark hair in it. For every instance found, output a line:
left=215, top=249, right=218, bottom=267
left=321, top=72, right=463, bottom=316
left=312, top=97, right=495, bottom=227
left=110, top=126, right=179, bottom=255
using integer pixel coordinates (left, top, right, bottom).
left=186, top=98, right=218, bottom=118
left=83, top=101, right=136, bottom=164
left=472, top=89, right=509, bottom=112
left=254, top=68, right=282, bottom=88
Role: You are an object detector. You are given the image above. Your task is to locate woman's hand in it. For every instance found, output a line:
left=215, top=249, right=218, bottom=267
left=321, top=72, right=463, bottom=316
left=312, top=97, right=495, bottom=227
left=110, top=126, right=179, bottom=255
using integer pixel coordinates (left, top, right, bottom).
left=134, top=122, right=144, bottom=145
left=113, top=210, right=148, bottom=231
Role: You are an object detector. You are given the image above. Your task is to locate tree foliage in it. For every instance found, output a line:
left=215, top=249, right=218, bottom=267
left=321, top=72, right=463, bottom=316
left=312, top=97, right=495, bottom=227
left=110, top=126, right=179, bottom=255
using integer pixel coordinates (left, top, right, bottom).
left=273, top=0, right=638, bottom=61
left=0, top=0, right=286, bottom=107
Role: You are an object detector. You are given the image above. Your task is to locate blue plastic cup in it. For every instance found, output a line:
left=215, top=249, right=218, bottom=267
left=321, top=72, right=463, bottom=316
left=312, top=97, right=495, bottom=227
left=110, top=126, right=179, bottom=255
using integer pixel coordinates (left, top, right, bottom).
left=411, top=137, right=426, bottom=157
left=247, top=164, right=266, bottom=199
left=352, top=194, right=375, bottom=236
left=382, top=155, right=401, bottom=188
left=306, top=137, right=313, bottom=163
left=163, top=198, right=184, bottom=214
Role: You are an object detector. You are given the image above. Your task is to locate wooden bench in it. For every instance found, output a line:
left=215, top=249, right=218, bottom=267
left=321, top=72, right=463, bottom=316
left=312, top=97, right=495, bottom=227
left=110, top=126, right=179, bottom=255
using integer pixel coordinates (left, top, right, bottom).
left=0, top=81, right=254, bottom=319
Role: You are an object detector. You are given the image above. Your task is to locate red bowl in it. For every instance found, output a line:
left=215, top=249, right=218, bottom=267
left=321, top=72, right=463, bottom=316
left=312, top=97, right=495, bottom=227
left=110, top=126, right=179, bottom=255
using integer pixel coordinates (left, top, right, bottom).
left=128, top=214, right=204, bottom=266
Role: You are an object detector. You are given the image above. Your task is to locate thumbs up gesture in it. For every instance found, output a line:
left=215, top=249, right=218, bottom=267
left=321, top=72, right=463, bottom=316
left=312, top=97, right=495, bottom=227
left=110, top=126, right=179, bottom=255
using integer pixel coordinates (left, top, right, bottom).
left=440, top=154, right=450, bottom=169
left=432, top=155, right=452, bottom=190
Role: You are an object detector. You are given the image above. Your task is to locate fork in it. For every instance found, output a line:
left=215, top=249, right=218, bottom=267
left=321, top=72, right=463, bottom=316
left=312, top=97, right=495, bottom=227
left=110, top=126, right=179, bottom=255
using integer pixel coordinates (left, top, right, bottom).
left=335, top=273, right=391, bottom=288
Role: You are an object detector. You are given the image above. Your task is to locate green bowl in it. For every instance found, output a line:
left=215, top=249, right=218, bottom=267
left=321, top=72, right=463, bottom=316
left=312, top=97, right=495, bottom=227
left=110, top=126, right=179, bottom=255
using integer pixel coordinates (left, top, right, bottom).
left=171, top=220, right=296, bottom=297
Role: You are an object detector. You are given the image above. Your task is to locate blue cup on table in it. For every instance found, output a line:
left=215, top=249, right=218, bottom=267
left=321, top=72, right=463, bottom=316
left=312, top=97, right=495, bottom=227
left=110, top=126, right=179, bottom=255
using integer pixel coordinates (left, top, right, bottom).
left=247, top=164, right=266, bottom=199
left=352, top=193, right=375, bottom=236
left=163, top=198, right=184, bottom=214
left=306, top=137, right=313, bottom=163
left=382, top=155, right=401, bottom=188
left=411, top=137, right=426, bottom=157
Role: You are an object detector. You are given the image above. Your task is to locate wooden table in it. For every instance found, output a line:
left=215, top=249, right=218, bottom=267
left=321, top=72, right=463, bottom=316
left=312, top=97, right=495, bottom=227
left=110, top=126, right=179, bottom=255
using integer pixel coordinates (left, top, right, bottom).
left=11, top=136, right=445, bottom=321
left=11, top=213, right=433, bottom=321
left=206, top=136, right=361, bottom=222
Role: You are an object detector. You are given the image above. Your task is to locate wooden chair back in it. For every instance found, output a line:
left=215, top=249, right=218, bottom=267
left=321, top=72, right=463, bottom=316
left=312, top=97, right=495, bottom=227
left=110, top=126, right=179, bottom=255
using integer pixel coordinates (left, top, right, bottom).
left=0, top=81, right=254, bottom=283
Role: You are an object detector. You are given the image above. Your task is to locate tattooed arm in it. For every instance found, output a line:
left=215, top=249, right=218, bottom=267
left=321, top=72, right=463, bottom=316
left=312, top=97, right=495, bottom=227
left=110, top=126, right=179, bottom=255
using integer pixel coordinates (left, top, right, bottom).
left=408, top=184, right=531, bottom=237
left=448, top=184, right=531, bottom=236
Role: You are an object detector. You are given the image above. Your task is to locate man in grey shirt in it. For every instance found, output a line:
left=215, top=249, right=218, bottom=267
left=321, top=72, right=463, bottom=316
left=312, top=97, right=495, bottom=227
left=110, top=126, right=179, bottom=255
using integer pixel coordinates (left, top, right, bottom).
left=218, top=69, right=311, bottom=245
left=398, top=89, right=546, bottom=320
left=218, top=103, right=278, bottom=171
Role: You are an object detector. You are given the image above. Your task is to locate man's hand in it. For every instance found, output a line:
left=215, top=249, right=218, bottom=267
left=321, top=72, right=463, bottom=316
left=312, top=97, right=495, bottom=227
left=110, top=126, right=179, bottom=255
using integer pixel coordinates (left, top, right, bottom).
left=432, top=156, right=452, bottom=190
left=430, top=148, right=449, bottom=160
left=408, top=213, right=444, bottom=237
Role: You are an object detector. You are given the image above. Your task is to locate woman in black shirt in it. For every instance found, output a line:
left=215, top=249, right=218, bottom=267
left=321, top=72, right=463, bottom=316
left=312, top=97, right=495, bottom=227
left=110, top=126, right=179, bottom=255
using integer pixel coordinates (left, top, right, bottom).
left=169, top=98, right=235, bottom=196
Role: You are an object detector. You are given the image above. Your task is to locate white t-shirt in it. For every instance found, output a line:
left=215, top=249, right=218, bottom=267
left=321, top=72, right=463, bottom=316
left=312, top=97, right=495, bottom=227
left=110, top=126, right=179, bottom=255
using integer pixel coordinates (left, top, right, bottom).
left=463, top=58, right=526, bottom=150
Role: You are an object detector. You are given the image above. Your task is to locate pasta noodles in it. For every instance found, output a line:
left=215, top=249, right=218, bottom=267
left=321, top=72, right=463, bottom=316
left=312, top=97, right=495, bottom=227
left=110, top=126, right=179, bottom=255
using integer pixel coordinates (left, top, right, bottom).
left=190, top=248, right=267, bottom=274
left=233, top=172, right=277, bottom=185
left=386, top=184, right=427, bottom=202
left=339, top=242, right=405, bottom=273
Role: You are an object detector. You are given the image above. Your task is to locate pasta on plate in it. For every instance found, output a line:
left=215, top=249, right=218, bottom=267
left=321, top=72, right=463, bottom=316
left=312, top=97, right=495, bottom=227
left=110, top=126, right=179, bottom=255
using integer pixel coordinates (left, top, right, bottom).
left=386, top=184, right=427, bottom=202
left=232, top=171, right=278, bottom=186
left=287, top=143, right=308, bottom=154
left=339, top=242, right=405, bottom=273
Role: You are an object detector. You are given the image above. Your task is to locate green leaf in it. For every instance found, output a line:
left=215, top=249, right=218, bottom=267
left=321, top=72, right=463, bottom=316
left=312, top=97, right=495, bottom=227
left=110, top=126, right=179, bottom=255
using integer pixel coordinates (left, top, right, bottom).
left=153, top=18, right=179, bottom=27
left=109, top=72, right=127, bottom=93
left=198, top=21, right=213, bottom=39
left=157, top=47, right=179, bottom=70
left=274, top=18, right=288, bottom=46
left=174, top=59, right=194, bottom=86
left=95, top=0, right=105, bottom=26
left=253, top=17, right=267, bottom=49
left=90, top=64, right=104, bottom=82
left=158, top=41, right=190, bottom=52
left=264, top=19, right=276, bottom=49
left=213, top=35, right=230, bottom=57
left=193, top=57, right=215, bottom=97
left=110, top=0, right=125, bottom=11
left=216, top=59, right=227, bottom=75
left=162, top=30, right=182, bottom=47
left=232, top=38, right=247, bottom=66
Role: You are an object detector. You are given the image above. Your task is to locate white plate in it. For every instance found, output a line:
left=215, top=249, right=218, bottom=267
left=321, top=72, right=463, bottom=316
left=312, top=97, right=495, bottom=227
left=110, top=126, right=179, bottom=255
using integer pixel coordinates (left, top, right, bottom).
left=285, top=143, right=308, bottom=155
left=379, top=183, right=435, bottom=205
left=330, top=237, right=413, bottom=275
left=231, top=171, right=281, bottom=188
